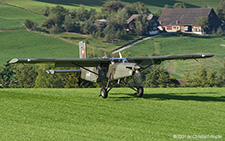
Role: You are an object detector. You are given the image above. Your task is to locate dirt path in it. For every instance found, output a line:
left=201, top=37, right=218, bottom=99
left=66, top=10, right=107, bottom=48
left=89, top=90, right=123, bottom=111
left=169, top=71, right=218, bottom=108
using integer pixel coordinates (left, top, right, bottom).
left=112, top=35, right=160, bottom=54
left=167, top=60, right=173, bottom=74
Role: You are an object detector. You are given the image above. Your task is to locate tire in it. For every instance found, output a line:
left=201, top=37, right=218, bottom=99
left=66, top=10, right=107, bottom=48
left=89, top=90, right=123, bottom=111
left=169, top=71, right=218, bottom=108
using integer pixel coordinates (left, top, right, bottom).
left=136, top=87, right=144, bottom=97
left=100, top=88, right=108, bottom=99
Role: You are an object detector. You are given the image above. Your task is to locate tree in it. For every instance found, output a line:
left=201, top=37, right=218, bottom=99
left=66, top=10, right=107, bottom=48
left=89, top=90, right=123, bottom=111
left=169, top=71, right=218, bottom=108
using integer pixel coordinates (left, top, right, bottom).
left=35, top=64, right=65, bottom=88
left=64, top=72, right=80, bottom=88
left=42, top=6, right=69, bottom=29
left=104, top=19, right=121, bottom=42
left=217, top=63, right=225, bottom=87
left=125, top=2, right=151, bottom=16
left=173, top=3, right=186, bottom=8
left=134, top=14, right=148, bottom=35
left=64, top=15, right=74, bottom=32
left=70, top=9, right=77, bottom=19
left=25, top=19, right=37, bottom=30
left=12, top=64, right=38, bottom=88
left=64, top=15, right=80, bottom=32
left=182, top=66, right=217, bottom=87
left=49, top=25, right=61, bottom=34
left=82, top=18, right=98, bottom=34
left=216, top=0, right=225, bottom=21
left=115, top=8, right=129, bottom=28
left=0, top=64, right=16, bottom=88
left=144, top=66, right=179, bottom=88
left=101, top=1, right=125, bottom=14
left=88, top=8, right=97, bottom=19
left=154, top=9, right=162, bottom=18
left=42, top=6, right=50, bottom=16
left=42, top=16, right=55, bottom=29
left=76, top=5, right=89, bottom=21
left=164, top=4, right=172, bottom=9
left=196, top=16, right=210, bottom=31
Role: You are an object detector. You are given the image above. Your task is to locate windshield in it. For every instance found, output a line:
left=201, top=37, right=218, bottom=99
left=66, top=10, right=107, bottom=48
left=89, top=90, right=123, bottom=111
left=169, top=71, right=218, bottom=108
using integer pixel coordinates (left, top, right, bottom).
left=111, top=58, right=128, bottom=64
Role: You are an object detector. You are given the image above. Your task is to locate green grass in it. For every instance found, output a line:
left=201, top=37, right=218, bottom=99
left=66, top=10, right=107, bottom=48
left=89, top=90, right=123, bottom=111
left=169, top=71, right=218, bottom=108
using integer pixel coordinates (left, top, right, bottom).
left=0, top=0, right=103, bottom=14
left=56, top=32, right=140, bottom=52
left=0, top=0, right=221, bottom=14
left=0, top=3, right=44, bottom=30
left=0, top=30, right=79, bottom=65
left=123, top=34, right=225, bottom=77
left=0, top=88, right=224, bottom=140
left=123, top=0, right=221, bottom=12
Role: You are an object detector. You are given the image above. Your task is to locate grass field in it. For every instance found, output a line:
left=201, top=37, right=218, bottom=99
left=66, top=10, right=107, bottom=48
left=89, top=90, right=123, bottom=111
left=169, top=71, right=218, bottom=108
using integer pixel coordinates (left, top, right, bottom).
left=0, top=0, right=221, bottom=13
left=0, top=88, right=224, bottom=140
left=56, top=32, right=140, bottom=52
left=0, top=3, right=44, bottom=30
left=0, top=30, right=79, bottom=65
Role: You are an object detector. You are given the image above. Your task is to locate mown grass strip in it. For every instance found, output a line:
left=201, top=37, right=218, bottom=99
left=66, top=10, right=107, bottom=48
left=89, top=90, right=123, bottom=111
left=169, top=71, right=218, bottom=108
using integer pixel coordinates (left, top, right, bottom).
left=0, top=88, right=224, bottom=140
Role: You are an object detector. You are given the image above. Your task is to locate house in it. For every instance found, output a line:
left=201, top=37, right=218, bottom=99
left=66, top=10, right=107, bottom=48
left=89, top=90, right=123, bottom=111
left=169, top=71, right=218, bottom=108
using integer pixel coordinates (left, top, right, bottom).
left=96, top=19, right=107, bottom=27
left=127, top=14, right=159, bottom=35
left=158, top=8, right=222, bottom=34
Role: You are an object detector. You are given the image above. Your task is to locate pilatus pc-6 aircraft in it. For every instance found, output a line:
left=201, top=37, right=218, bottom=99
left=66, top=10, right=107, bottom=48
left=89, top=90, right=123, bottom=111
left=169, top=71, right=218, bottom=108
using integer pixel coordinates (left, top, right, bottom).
left=9, top=41, right=214, bottom=98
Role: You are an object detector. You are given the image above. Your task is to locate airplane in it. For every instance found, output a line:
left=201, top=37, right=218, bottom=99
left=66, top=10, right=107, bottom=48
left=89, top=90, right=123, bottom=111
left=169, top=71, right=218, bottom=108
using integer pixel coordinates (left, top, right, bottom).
left=8, top=41, right=214, bottom=98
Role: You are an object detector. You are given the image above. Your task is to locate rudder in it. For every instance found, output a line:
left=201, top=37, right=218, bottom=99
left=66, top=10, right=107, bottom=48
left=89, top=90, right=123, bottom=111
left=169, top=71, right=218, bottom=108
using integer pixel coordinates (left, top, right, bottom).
left=79, top=41, right=86, bottom=58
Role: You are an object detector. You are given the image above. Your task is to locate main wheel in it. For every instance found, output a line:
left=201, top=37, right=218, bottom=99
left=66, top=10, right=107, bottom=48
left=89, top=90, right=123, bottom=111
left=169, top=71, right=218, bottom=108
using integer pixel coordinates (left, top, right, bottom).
left=100, top=88, right=108, bottom=99
left=136, top=87, right=144, bottom=97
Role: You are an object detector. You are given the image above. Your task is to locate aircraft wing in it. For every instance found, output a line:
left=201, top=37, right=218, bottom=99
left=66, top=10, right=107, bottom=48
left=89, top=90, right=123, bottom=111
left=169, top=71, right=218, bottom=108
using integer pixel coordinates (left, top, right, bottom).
left=8, top=58, right=111, bottom=67
left=126, top=54, right=214, bottom=66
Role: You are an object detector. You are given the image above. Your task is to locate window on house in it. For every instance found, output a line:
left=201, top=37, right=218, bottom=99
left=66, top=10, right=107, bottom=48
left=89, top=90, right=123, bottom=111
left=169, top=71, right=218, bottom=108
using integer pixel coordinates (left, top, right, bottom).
left=167, top=26, right=172, bottom=30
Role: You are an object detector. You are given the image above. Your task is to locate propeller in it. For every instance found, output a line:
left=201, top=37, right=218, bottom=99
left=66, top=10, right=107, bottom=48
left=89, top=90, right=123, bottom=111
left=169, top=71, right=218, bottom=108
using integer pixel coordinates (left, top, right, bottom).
left=132, top=54, right=157, bottom=87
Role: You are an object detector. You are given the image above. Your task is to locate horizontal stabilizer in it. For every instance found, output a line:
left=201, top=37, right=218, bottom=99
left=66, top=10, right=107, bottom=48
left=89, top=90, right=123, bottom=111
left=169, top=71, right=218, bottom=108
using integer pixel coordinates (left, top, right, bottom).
left=46, top=69, right=81, bottom=74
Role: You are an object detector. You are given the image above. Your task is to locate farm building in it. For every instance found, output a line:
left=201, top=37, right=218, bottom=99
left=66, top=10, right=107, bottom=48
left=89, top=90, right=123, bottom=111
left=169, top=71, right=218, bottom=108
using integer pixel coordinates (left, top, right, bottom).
left=158, top=8, right=222, bottom=34
left=127, top=14, right=159, bottom=35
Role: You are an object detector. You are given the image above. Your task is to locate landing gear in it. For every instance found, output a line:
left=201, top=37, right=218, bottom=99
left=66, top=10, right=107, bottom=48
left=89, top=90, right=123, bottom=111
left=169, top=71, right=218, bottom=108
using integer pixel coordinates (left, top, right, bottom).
left=121, top=80, right=144, bottom=98
left=100, top=88, right=108, bottom=99
left=99, top=77, right=144, bottom=99
left=136, top=86, right=144, bottom=97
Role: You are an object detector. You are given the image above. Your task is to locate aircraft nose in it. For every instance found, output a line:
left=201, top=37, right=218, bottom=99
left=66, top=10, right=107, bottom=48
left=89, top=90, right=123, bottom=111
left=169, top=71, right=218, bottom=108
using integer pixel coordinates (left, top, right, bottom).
left=134, top=65, right=141, bottom=70
left=126, top=64, right=141, bottom=71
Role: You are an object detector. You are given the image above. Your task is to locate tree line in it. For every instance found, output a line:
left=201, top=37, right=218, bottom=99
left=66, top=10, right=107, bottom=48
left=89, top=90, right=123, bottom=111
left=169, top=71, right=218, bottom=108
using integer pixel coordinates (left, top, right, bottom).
left=25, top=0, right=225, bottom=42
left=0, top=63, right=224, bottom=88
left=25, top=1, right=155, bottom=43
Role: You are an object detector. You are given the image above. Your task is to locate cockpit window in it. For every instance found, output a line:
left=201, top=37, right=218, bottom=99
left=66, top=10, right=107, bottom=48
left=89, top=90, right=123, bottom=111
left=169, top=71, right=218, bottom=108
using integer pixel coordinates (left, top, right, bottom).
left=111, top=58, right=128, bottom=64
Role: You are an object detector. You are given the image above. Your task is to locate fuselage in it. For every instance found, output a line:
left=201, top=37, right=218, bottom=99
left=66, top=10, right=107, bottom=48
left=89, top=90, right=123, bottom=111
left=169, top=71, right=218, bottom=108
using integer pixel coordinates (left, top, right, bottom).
left=80, top=58, right=140, bottom=82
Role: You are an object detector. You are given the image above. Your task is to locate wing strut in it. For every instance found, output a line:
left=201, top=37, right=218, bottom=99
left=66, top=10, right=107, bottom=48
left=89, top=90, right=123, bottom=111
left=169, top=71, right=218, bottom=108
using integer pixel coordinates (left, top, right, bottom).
left=71, top=62, right=108, bottom=80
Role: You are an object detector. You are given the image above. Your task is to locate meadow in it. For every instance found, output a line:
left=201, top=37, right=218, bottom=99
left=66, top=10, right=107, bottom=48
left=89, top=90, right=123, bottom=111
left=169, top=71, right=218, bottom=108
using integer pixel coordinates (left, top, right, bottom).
left=0, top=3, right=44, bottom=30
left=0, top=88, right=224, bottom=140
left=0, top=30, right=79, bottom=65
left=0, top=0, right=221, bottom=13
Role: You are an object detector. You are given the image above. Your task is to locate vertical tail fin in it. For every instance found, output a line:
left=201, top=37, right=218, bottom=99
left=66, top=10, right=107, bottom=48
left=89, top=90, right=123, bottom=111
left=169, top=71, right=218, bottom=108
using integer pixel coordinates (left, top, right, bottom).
left=79, top=41, right=86, bottom=58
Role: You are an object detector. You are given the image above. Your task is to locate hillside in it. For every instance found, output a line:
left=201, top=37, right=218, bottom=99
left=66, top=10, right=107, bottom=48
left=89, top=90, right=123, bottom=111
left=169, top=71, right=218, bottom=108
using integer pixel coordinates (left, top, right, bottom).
left=121, top=34, right=225, bottom=78
left=0, top=0, right=224, bottom=75
left=0, top=0, right=221, bottom=13
left=0, top=30, right=79, bottom=65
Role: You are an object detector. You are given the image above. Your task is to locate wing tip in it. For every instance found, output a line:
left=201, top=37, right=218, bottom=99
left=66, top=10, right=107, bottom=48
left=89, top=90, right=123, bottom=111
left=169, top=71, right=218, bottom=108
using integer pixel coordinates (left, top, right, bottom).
left=8, top=58, right=19, bottom=64
left=202, top=53, right=214, bottom=58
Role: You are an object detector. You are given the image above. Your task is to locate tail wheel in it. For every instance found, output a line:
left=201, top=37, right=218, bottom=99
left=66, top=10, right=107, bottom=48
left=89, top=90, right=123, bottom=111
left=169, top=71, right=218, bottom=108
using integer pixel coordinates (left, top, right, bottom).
left=100, top=88, right=108, bottom=99
left=136, top=87, right=144, bottom=97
